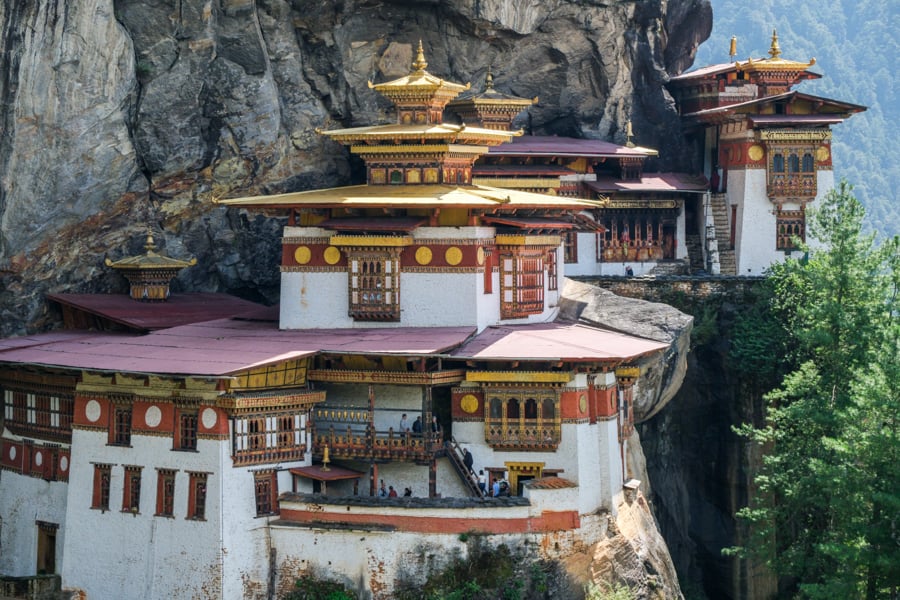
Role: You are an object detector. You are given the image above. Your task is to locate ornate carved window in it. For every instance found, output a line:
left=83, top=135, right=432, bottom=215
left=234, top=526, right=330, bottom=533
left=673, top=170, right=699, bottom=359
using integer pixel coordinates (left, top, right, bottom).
left=484, top=388, right=561, bottom=450
left=500, top=250, right=545, bottom=319
left=347, top=249, right=401, bottom=321
left=2, top=386, right=73, bottom=442
left=546, top=249, right=558, bottom=291
left=176, top=410, right=198, bottom=451
left=767, top=146, right=817, bottom=198
left=253, top=470, right=279, bottom=517
left=156, top=469, right=176, bottom=517
left=110, top=405, right=132, bottom=446
left=233, top=411, right=307, bottom=466
left=776, top=209, right=806, bottom=250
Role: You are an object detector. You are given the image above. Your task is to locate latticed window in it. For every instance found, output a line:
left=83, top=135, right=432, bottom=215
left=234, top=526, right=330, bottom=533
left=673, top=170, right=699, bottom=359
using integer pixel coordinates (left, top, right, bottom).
left=187, top=472, right=208, bottom=520
left=500, top=250, right=545, bottom=319
left=177, top=411, right=198, bottom=451
left=2, top=388, right=73, bottom=441
left=91, top=463, right=112, bottom=511
left=111, top=406, right=132, bottom=446
left=767, top=145, right=817, bottom=198
left=156, top=469, right=176, bottom=517
left=233, top=412, right=306, bottom=466
left=122, top=465, right=142, bottom=513
left=484, top=388, right=560, bottom=450
left=253, top=471, right=279, bottom=517
left=776, top=210, right=806, bottom=250
left=802, top=153, right=814, bottom=172
left=347, top=249, right=401, bottom=321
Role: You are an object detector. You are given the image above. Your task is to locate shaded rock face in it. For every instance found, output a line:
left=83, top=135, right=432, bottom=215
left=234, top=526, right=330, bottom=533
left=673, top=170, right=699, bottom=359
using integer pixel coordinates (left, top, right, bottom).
left=0, top=0, right=711, bottom=336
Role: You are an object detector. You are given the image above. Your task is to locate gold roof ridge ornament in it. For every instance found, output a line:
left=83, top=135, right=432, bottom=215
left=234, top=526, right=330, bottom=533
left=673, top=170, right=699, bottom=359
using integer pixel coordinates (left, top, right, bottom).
left=625, top=120, right=635, bottom=148
left=105, top=226, right=197, bottom=302
left=729, top=36, right=737, bottom=62
left=412, top=39, right=428, bottom=73
left=768, top=29, right=781, bottom=59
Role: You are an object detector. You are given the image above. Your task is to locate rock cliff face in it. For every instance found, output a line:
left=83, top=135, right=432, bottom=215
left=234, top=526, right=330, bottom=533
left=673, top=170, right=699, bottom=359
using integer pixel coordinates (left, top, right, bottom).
left=0, top=0, right=711, bottom=335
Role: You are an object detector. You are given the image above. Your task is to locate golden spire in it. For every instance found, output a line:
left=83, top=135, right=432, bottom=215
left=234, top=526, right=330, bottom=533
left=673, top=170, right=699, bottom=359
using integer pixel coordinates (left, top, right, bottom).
left=768, top=29, right=782, bottom=59
left=412, top=40, right=428, bottom=73
left=144, top=227, right=158, bottom=254
left=729, top=36, right=737, bottom=61
left=485, top=66, right=494, bottom=91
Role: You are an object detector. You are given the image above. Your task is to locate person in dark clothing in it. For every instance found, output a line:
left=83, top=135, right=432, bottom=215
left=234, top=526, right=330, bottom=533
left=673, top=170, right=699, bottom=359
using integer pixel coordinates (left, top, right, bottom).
left=431, top=416, right=440, bottom=433
left=412, top=416, right=423, bottom=434
left=463, top=448, right=474, bottom=473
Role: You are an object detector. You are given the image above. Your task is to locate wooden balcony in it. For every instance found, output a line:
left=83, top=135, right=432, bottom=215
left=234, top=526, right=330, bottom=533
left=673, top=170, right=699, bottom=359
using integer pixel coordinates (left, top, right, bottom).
left=311, top=407, right=443, bottom=462
left=485, top=418, right=560, bottom=451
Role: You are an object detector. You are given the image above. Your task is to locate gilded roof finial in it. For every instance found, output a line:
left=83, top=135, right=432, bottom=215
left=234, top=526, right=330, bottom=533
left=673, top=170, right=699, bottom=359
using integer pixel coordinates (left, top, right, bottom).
left=485, top=66, right=494, bottom=91
left=144, top=227, right=158, bottom=254
left=729, top=36, right=737, bottom=61
left=412, top=40, right=428, bottom=73
left=625, top=120, right=635, bottom=148
left=768, top=29, right=782, bottom=59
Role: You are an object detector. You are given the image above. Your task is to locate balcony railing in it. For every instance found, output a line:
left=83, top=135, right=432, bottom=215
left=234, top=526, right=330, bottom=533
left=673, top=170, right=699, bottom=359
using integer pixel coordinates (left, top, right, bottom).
left=311, top=407, right=443, bottom=462
left=485, top=418, right=560, bottom=451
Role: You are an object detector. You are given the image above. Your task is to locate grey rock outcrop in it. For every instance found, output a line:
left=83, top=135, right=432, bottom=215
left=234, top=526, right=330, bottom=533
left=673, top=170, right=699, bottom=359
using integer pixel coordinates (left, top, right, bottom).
left=0, top=0, right=711, bottom=336
left=560, top=278, right=693, bottom=422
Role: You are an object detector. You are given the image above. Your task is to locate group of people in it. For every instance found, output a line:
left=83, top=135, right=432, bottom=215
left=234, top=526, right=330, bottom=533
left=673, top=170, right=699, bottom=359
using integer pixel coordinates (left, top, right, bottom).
left=462, top=449, right=510, bottom=498
left=398, top=413, right=441, bottom=435
left=378, top=479, right=413, bottom=498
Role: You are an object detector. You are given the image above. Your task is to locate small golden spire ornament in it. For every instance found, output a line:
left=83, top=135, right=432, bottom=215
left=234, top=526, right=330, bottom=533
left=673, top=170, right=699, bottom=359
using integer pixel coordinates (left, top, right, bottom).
left=321, top=445, right=331, bottom=471
left=485, top=66, right=494, bottom=91
left=729, top=36, right=737, bottom=61
left=625, top=120, right=635, bottom=148
left=412, top=40, right=428, bottom=73
left=768, top=29, right=782, bottom=59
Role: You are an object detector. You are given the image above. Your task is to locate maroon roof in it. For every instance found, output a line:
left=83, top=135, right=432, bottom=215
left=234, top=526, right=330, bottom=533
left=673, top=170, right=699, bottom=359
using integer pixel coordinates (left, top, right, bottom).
left=290, top=465, right=365, bottom=482
left=749, top=115, right=847, bottom=126
left=587, top=173, right=709, bottom=193
left=684, top=91, right=866, bottom=118
left=473, top=164, right=575, bottom=176
left=317, top=217, right=427, bottom=232
left=449, top=322, right=667, bottom=362
left=489, top=135, right=650, bottom=158
left=668, top=62, right=737, bottom=82
left=48, top=293, right=269, bottom=331
left=0, top=320, right=477, bottom=377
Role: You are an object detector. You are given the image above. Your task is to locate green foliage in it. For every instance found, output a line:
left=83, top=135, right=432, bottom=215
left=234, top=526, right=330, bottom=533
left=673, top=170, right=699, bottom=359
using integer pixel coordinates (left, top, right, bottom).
left=285, top=574, right=357, bottom=600
left=394, top=540, right=560, bottom=600
left=730, top=182, right=900, bottom=598
left=584, top=580, right=636, bottom=600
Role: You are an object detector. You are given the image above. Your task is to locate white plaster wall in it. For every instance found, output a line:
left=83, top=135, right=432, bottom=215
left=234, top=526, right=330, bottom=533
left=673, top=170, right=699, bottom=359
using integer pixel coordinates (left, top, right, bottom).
left=599, top=417, right=624, bottom=514
left=563, top=232, right=599, bottom=277
left=732, top=168, right=777, bottom=275
left=0, top=468, right=68, bottom=576
left=60, top=429, right=222, bottom=599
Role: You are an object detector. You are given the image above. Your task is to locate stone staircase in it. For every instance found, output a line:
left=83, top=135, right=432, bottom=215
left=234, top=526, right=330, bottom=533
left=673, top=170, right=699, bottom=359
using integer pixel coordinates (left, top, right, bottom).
left=709, top=193, right=736, bottom=275
left=685, top=234, right=705, bottom=273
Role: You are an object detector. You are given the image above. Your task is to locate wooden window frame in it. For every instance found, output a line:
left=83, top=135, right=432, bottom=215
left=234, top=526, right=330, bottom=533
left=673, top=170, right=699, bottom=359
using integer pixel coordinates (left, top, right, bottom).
left=155, top=469, right=177, bottom=517
left=776, top=209, right=806, bottom=251
left=233, top=412, right=307, bottom=466
left=483, top=387, right=561, bottom=450
left=187, top=472, right=209, bottom=520
left=499, top=249, right=545, bottom=319
left=347, top=249, right=401, bottom=322
left=546, top=249, right=558, bottom=291
left=563, top=232, right=578, bottom=264
left=2, top=387, right=73, bottom=442
left=483, top=248, right=494, bottom=295
left=175, top=410, right=198, bottom=451
left=253, top=470, right=279, bottom=517
left=91, top=463, right=112, bottom=511
left=109, top=405, right=132, bottom=446
left=122, top=465, right=142, bottom=513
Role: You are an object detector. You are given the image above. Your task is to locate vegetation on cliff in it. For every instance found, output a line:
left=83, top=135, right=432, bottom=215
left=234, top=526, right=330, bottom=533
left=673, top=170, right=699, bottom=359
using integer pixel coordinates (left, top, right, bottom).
left=729, top=182, right=899, bottom=598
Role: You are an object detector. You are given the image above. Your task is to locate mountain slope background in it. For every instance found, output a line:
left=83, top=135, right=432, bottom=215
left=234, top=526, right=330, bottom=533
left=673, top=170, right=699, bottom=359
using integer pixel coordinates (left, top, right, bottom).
left=696, top=0, right=898, bottom=237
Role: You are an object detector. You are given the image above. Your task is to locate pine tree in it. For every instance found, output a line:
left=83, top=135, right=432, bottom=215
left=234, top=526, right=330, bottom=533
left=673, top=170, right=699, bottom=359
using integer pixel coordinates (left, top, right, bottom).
left=732, top=181, right=900, bottom=598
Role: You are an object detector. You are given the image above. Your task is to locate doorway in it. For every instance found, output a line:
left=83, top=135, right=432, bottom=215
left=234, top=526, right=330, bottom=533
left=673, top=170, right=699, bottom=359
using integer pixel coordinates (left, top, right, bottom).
left=36, top=521, right=57, bottom=574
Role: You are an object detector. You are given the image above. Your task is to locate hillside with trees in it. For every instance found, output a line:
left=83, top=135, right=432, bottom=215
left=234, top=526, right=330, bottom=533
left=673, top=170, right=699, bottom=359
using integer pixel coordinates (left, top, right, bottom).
left=695, top=0, right=899, bottom=237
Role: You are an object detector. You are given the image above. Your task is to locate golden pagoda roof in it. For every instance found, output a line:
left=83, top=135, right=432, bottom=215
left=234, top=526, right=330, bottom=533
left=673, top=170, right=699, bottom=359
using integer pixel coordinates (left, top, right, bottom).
left=368, top=41, right=470, bottom=99
left=739, top=30, right=816, bottom=72
left=219, top=183, right=604, bottom=210
left=319, top=122, right=517, bottom=145
left=447, top=67, right=538, bottom=108
left=105, top=231, right=197, bottom=271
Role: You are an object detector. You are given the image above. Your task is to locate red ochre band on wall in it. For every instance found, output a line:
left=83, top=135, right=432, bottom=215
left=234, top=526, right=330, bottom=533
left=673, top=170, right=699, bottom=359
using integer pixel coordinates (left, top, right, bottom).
left=278, top=507, right=580, bottom=534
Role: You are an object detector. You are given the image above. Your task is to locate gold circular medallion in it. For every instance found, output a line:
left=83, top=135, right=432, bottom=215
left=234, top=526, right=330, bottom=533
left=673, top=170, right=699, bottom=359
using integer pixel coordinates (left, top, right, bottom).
left=445, top=246, right=463, bottom=266
left=816, top=145, right=830, bottom=162
left=293, top=246, right=312, bottom=265
left=748, top=144, right=764, bottom=162
left=476, top=247, right=485, bottom=265
left=579, top=394, right=588, bottom=414
left=460, top=394, right=479, bottom=414
left=415, top=246, right=433, bottom=265
left=323, top=246, right=341, bottom=265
